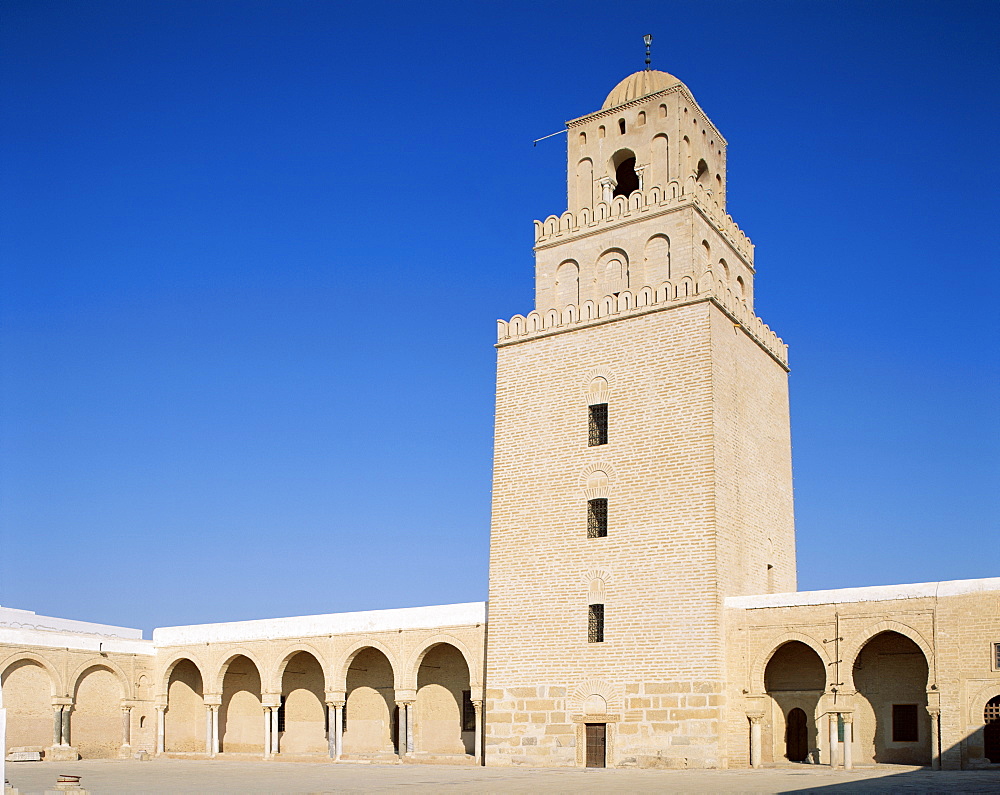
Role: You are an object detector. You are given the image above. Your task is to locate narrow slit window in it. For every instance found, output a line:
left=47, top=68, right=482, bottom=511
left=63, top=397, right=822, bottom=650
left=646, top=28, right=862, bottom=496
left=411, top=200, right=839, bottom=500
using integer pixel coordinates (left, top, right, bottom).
left=277, top=695, right=286, bottom=733
left=589, top=403, right=608, bottom=446
left=588, top=603, right=605, bottom=643
left=892, top=704, right=919, bottom=742
left=618, top=118, right=626, bottom=134
left=588, top=498, right=608, bottom=538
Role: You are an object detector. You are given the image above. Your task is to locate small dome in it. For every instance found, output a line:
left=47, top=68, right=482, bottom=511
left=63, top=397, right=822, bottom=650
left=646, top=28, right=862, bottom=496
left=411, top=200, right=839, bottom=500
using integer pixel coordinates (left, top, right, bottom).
left=602, top=70, right=682, bottom=110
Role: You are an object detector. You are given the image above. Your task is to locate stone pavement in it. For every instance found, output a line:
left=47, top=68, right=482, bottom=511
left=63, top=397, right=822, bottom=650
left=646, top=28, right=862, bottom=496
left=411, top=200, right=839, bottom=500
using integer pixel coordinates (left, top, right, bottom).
left=5, top=759, right=1000, bottom=794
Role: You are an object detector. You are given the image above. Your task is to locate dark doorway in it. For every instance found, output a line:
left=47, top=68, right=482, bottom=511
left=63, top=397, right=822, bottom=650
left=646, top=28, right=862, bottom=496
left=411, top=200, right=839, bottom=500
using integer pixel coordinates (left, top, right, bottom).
left=613, top=158, right=639, bottom=198
left=985, top=696, right=1000, bottom=763
left=786, top=707, right=809, bottom=762
left=585, top=723, right=606, bottom=768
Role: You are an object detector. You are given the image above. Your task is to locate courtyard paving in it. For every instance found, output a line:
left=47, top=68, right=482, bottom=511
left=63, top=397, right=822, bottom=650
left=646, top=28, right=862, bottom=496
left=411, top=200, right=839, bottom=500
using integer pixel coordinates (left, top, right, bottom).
left=5, top=759, right=1000, bottom=794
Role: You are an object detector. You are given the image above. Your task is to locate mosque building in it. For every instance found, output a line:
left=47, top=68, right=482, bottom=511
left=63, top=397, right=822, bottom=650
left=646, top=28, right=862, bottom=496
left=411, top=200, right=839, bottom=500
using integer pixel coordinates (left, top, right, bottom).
left=2, top=67, right=998, bottom=772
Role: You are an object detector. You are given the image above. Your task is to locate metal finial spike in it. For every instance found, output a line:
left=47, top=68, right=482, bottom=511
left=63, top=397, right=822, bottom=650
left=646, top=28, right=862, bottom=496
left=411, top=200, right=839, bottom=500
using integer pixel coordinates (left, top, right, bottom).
left=643, top=34, right=652, bottom=70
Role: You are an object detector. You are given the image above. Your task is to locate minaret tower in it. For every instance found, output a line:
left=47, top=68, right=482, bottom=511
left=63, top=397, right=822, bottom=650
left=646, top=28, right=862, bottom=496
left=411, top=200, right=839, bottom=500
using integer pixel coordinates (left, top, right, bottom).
left=485, top=63, right=795, bottom=769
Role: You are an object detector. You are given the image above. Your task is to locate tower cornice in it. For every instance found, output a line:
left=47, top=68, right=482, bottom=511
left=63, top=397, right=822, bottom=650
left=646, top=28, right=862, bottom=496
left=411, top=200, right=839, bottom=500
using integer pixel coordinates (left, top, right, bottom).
left=567, top=84, right=728, bottom=148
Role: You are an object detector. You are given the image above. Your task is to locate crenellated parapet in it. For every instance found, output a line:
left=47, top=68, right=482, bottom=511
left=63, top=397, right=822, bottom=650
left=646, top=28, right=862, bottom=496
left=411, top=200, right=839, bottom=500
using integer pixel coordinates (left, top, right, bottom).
left=534, top=180, right=753, bottom=265
left=497, top=278, right=788, bottom=369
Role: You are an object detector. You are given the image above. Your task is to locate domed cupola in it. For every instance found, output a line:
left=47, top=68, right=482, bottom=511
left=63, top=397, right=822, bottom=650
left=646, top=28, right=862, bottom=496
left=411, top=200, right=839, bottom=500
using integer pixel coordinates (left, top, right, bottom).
left=602, top=69, right=683, bottom=110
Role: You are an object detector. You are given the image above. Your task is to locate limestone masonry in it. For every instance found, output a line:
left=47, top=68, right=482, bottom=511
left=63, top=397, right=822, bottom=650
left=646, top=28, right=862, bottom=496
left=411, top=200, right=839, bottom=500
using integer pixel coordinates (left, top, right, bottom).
left=2, top=68, right=998, bottom=773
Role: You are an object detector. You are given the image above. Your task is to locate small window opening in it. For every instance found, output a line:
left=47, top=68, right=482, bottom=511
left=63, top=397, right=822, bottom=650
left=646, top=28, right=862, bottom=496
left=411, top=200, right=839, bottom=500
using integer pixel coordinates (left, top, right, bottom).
left=993, top=642, right=1000, bottom=669
left=461, top=690, right=476, bottom=732
left=588, top=604, right=605, bottom=643
left=613, top=157, right=639, bottom=197
left=618, top=118, right=626, bottom=134
left=659, top=104, right=667, bottom=118
left=892, top=704, right=919, bottom=742
left=637, top=111, right=646, bottom=126
left=598, top=125, right=606, bottom=139
left=588, top=498, right=608, bottom=538
left=579, top=132, right=586, bottom=147
left=588, top=403, right=608, bottom=446
left=139, top=715, right=146, bottom=729
left=277, top=695, right=286, bottom=733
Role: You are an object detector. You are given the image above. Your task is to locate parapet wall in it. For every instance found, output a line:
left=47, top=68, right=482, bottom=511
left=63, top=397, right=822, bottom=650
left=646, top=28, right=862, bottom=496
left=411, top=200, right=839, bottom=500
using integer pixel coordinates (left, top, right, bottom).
left=534, top=179, right=753, bottom=265
left=497, top=276, right=788, bottom=370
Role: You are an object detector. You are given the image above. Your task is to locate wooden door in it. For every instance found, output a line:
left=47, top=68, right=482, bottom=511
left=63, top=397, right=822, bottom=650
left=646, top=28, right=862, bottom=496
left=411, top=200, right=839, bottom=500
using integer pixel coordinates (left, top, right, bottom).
left=585, top=723, right=606, bottom=768
left=785, top=708, right=808, bottom=762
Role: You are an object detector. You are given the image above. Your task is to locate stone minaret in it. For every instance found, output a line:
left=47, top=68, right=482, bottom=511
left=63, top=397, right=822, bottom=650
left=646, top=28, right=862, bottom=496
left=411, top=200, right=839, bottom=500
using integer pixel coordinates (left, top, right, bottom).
left=485, top=69, right=795, bottom=769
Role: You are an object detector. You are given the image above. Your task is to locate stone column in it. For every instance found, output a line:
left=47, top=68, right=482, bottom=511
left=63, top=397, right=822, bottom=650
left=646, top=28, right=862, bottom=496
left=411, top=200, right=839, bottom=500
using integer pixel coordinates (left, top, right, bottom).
left=928, top=707, right=941, bottom=770
left=395, top=702, right=407, bottom=757
left=749, top=714, right=763, bottom=769
left=121, top=706, right=132, bottom=748
left=62, top=706, right=72, bottom=748
left=473, top=700, right=483, bottom=765
left=334, top=702, right=344, bottom=760
left=204, top=707, right=213, bottom=756
left=828, top=713, right=839, bottom=768
left=263, top=707, right=272, bottom=758
left=211, top=705, right=220, bottom=757
left=155, top=706, right=166, bottom=755
left=271, top=705, right=280, bottom=754
left=635, top=165, right=646, bottom=192
left=842, top=712, right=853, bottom=771
left=600, top=177, right=614, bottom=204
left=53, top=705, right=64, bottom=746
left=405, top=702, right=414, bottom=755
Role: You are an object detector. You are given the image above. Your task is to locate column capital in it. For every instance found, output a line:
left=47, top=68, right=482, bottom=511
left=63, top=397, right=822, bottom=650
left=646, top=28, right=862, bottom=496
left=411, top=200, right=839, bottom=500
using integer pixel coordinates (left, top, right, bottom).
left=747, top=713, right=764, bottom=725
left=841, top=711, right=854, bottom=724
left=394, top=699, right=415, bottom=708
left=926, top=706, right=941, bottom=718
left=52, top=697, right=73, bottom=707
left=325, top=700, right=346, bottom=709
left=472, top=699, right=483, bottom=712
left=155, top=703, right=167, bottom=712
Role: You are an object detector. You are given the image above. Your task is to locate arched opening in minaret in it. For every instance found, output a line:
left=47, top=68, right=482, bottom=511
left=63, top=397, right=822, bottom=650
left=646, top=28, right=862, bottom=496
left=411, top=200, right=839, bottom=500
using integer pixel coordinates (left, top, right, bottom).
left=612, top=149, right=639, bottom=198
left=696, top=158, right=711, bottom=187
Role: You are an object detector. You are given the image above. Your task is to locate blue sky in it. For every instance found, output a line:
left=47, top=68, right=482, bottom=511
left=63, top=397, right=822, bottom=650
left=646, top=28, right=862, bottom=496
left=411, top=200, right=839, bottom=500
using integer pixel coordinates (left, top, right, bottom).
left=2, top=1, right=998, bottom=634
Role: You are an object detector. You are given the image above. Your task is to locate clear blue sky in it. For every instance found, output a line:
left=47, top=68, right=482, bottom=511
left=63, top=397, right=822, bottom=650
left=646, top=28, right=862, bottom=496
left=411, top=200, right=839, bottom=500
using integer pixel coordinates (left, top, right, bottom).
left=2, top=1, right=998, bottom=635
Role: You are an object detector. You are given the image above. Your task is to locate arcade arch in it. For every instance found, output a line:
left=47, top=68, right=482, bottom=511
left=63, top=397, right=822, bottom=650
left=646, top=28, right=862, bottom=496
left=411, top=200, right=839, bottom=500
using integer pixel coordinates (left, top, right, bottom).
left=165, top=658, right=204, bottom=752
left=852, top=631, right=930, bottom=765
left=72, top=665, right=123, bottom=758
left=414, top=642, right=473, bottom=756
left=2, top=658, right=53, bottom=752
left=219, top=654, right=263, bottom=754
left=343, top=647, right=397, bottom=757
left=278, top=650, right=327, bottom=755
left=763, top=640, right=826, bottom=764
